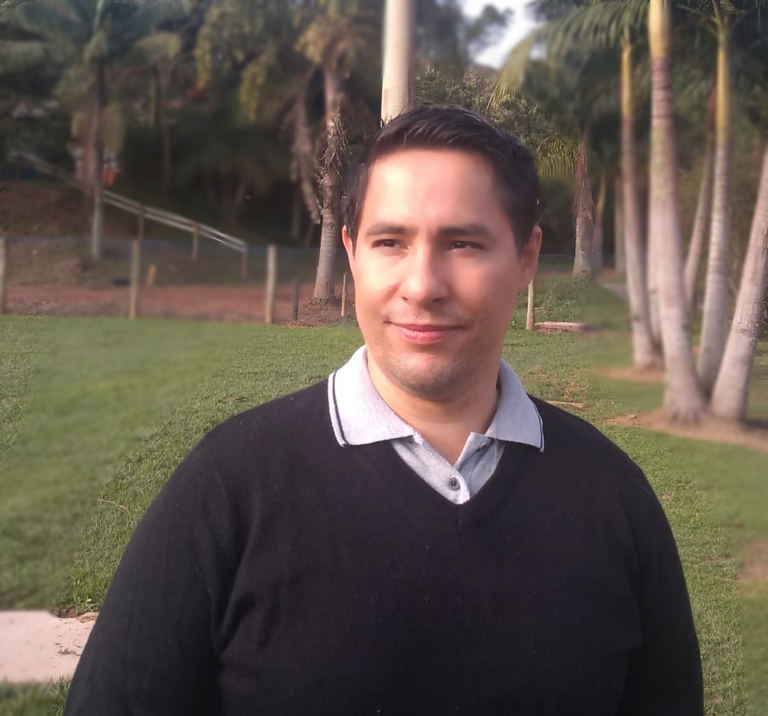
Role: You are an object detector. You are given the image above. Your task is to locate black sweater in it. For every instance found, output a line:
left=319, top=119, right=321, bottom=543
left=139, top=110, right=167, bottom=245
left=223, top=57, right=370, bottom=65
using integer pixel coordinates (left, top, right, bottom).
left=64, top=381, right=703, bottom=716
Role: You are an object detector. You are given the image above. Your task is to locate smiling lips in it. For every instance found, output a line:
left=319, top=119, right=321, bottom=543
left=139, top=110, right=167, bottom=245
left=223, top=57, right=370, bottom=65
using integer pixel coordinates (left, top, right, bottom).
left=392, top=323, right=462, bottom=345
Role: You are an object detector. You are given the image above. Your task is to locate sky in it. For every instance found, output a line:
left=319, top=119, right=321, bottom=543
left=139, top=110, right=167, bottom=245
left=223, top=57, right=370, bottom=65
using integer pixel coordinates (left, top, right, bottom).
left=460, top=0, right=540, bottom=68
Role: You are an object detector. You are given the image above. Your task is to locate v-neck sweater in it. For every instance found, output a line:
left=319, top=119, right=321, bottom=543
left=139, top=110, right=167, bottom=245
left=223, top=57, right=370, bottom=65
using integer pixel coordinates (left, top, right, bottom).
left=64, top=381, right=703, bottom=716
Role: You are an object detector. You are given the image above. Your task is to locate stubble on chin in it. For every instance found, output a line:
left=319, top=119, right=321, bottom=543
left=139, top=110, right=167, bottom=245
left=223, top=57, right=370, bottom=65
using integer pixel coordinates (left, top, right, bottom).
left=378, top=349, right=471, bottom=402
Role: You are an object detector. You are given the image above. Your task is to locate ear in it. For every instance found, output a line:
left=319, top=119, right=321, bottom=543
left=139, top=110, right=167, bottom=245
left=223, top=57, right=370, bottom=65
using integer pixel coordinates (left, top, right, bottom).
left=342, top=225, right=356, bottom=269
left=520, top=225, right=542, bottom=285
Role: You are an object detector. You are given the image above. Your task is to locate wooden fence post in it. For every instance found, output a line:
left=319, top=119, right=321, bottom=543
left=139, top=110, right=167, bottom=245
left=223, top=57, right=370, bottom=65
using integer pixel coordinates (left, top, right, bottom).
left=129, top=207, right=144, bottom=319
left=0, top=236, right=7, bottom=315
left=265, top=244, right=278, bottom=324
left=526, top=279, right=535, bottom=330
left=341, top=271, right=348, bottom=318
left=129, top=240, right=141, bottom=319
left=192, top=223, right=199, bottom=260
left=291, top=276, right=299, bottom=322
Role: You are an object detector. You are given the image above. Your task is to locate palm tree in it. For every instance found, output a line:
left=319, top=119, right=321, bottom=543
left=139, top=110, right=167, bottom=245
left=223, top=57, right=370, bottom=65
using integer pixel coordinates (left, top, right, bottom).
left=498, top=36, right=612, bottom=281
left=132, top=31, right=182, bottom=192
left=683, top=85, right=716, bottom=316
left=709, top=9, right=768, bottom=421
left=381, top=0, right=415, bottom=121
left=697, top=3, right=733, bottom=394
left=294, top=0, right=379, bottom=301
left=0, top=0, right=186, bottom=258
left=709, top=143, right=768, bottom=421
left=647, top=0, right=705, bottom=421
left=618, top=30, right=659, bottom=368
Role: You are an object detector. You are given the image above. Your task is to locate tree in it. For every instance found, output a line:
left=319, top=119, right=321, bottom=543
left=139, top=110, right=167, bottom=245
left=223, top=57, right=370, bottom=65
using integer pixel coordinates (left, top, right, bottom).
left=708, top=8, right=768, bottom=421
left=647, top=0, right=705, bottom=421
left=132, top=31, right=183, bottom=192
left=381, top=0, right=415, bottom=122
left=620, top=30, right=659, bottom=368
left=0, top=0, right=187, bottom=258
left=292, top=0, right=380, bottom=300
left=709, top=143, right=768, bottom=420
left=697, top=3, right=733, bottom=394
left=683, top=86, right=716, bottom=316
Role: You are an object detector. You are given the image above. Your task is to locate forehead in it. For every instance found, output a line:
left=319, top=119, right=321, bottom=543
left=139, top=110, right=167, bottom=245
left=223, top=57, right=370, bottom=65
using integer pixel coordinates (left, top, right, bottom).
left=360, top=149, right=502, bottom=223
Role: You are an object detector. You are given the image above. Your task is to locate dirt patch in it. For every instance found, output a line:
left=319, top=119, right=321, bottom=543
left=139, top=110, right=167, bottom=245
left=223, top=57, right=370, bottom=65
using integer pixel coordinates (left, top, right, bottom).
left=741, top=539, right=768, bottom=588
left=599, top=366, right=665, bottom=383
left=606, top=408, right=768, bottom=454
left=2, top=183, right=133, bottom=239
left=4, top=283, right=353, bottom=326
left=0, top=611, right=97, bottom=682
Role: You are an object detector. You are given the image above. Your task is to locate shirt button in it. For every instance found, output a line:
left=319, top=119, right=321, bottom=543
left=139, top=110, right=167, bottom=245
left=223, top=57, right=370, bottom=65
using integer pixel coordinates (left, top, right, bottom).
left=447, top=477, right=461, bottom=491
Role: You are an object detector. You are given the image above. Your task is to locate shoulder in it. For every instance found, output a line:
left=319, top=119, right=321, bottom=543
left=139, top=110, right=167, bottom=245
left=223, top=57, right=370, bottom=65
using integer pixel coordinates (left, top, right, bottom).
left=530, top=396, right=656, bottom=500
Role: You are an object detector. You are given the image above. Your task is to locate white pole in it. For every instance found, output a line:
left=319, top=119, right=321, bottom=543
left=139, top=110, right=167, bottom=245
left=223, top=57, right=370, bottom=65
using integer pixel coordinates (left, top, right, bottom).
left=265, top=244, right=278, bottom=325
left=526, top=280, right=535, bottom=330
left=0, top=236, right=7, bottom=315
left=381, top=0, right=416, bottom=123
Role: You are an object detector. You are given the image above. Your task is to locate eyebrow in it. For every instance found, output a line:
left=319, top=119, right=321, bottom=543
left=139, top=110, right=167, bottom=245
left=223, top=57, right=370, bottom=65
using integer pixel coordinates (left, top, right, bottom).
left=364, top=222, right=494, bottom=239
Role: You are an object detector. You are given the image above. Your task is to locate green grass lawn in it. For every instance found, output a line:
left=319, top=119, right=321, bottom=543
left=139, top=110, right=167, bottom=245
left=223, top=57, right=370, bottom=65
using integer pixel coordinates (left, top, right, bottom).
left=0, top=281, right=765, bottom=715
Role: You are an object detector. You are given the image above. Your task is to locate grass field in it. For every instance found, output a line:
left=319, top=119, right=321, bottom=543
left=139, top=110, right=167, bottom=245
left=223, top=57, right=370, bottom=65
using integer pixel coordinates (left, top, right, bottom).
left=0, top=280, right=765, bottom=715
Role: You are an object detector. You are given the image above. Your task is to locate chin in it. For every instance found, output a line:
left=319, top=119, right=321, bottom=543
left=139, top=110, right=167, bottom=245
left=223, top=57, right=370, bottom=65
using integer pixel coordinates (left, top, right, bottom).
left=390, top=362, right=465, bottom=400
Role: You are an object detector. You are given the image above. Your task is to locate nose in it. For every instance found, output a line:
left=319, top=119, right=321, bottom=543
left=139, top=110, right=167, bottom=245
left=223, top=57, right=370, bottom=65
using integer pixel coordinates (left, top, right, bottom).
left=399, top=243, right=448, bottom=306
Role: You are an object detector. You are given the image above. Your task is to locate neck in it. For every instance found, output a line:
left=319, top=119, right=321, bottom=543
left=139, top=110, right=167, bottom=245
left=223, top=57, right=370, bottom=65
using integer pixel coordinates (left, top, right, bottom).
left=367, top=356, right=500, bottom=464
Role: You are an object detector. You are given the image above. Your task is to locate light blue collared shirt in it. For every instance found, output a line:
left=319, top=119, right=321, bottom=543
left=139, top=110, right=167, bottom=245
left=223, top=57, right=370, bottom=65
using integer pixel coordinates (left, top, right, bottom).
left=328, top=346, right=545, bottom=504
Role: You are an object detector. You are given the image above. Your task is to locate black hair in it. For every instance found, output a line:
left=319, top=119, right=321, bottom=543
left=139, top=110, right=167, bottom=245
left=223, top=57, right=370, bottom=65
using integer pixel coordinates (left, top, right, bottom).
left=342, top=104, right=539, bottom=253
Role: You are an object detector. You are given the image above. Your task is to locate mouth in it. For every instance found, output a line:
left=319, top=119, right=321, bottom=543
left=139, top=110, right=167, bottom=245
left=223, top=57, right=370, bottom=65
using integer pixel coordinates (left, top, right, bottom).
left=391, top=323, right=462, bottom=345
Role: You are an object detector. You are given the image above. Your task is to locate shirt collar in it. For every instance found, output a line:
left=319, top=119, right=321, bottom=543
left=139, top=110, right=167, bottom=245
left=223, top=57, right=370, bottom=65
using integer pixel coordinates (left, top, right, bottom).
left=328, top=346, right=544, bottom=451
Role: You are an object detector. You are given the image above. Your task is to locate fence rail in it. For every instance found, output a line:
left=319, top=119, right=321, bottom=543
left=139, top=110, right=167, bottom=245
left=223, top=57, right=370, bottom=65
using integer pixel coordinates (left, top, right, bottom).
left=7, top=151, right=248, bottom=258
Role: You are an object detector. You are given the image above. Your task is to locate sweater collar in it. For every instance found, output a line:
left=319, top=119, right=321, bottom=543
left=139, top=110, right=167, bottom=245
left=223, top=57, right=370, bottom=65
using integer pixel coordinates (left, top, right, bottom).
left=328, top=346, right=544, bottom=451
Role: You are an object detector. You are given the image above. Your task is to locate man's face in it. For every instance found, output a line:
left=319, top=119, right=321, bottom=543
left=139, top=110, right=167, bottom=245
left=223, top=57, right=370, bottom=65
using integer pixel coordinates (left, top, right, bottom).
left=343, top=148, right=541, bottom=402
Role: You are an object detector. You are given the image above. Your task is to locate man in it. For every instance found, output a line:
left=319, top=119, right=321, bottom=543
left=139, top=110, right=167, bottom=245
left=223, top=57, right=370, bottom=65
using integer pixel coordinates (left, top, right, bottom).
left=64, top=105, right=703, bottom=715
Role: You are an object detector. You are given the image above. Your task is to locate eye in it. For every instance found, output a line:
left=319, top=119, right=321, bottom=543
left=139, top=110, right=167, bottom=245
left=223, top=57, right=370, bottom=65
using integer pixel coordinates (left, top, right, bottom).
left=450, top=240, right=481, bottom=251
left=372, top=239, right=401, bottom=249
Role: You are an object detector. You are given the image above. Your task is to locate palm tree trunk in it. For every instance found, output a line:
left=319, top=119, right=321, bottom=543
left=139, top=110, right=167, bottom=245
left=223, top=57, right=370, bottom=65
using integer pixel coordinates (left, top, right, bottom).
left=646, top=218, right=662, bottom=346
left=148, top=70, right=158, bottom=130
left=313, top=71, right=343, bottom=301
left=91, top=66, right=106, bottom=261
left=709, top=144, right=768, bottom=421
left=290, top=185, right=302, bottom=242
left=613, top=174, right=625, bottom=277
left=648, top=0, right=705, bottom=421
left=592, top=171, right=606, bottom=276
left=684, top=114, right=715, bottom=317
left=160, top=69, right=172, bottom=193
left=381, top=0, right=415, bottom=121
left=697, top=22, right=732, bottom=395
left=572, top=131, right=593, bottom=279
left=621, top=37, right=659, bottom=369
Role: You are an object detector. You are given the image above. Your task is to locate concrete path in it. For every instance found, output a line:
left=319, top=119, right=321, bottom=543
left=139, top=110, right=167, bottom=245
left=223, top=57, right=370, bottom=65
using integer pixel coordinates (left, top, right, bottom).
left=0, top=611, right=96, bottom=682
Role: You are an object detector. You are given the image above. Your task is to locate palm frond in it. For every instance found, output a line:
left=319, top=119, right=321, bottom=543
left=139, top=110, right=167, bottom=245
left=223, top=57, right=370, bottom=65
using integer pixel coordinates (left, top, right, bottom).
left=492, top=27, right=546, bottom=102
left=82, top=24, right=108, bottom=64
left=132, top=31, right=181, bottom=65
left=239, top=44, right=278, bottom=121
left=121, top=0, right=190, bottom=45
left=536, top=133, right=581, bottom=182
left=61, top=0, right=93, bottom=28
left=544, top=0, right=648, bottom=62
left=0, top=39, right=72, bottom=73
left=54, top=63, right=93, bottom=112
left=14, top=1, right=88, bottom=43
